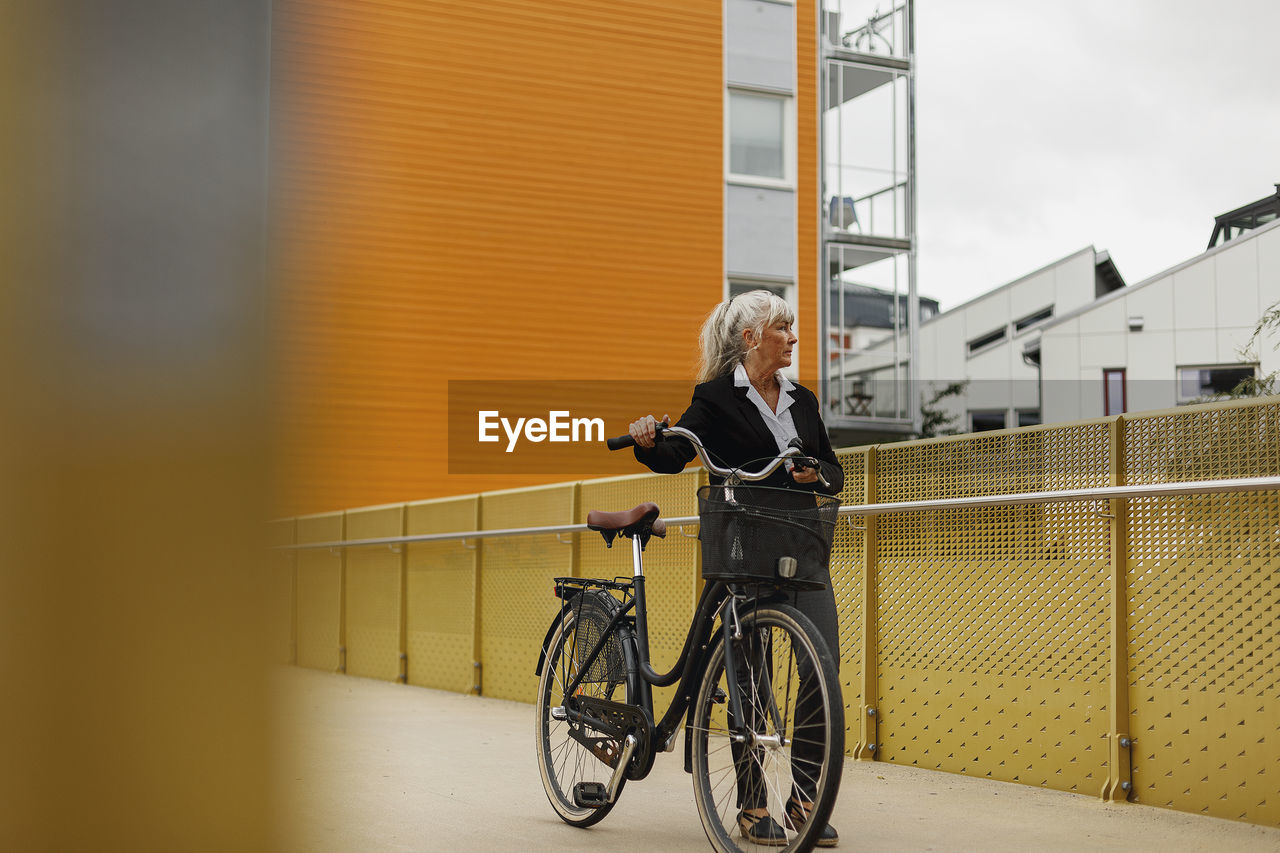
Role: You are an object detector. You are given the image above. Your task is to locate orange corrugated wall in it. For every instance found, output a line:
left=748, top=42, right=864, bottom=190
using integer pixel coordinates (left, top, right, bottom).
left=271, top=1, right=724, bottom=514
left=796, top=0, right=818, bottom=388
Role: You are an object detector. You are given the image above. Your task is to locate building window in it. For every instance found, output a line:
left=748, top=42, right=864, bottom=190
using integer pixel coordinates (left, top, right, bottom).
left=1017, top=410, right=1041, bottom=427
left=1177, top=364, right=1256, bottom=402
left=729, top=280, right=790, bottom=302
left=970, top=410, right=1007, bottom=432
left=728, top=90, right=788, bottom=182
left=967, top=326, right=1007, bottom=356
left=1104, top=368, right=1126, bottom=416
left=1014, top=306, right=1053, bottom=332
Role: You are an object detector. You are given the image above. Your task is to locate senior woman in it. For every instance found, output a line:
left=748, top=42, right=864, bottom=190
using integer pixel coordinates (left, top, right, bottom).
left=628, top=289, right=843, bottom=848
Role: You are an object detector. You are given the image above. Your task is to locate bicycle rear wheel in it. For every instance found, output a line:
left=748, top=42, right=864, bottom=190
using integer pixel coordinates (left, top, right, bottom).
left=535, top=590, right=634, bottom=827
left=689, top=603, right=844, bottom=853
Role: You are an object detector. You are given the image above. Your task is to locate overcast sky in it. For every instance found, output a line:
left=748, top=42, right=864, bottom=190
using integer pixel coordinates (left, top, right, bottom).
left=913, top=0, right=1280, bottom=310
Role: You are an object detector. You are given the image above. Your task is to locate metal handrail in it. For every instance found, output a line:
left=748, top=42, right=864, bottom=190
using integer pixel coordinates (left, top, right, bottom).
left=278, top=474, right=1280, bottom=551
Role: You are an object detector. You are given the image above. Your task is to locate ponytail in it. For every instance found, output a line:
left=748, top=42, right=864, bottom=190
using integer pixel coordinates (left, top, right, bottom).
left=696, top=290, right=794, bottom=382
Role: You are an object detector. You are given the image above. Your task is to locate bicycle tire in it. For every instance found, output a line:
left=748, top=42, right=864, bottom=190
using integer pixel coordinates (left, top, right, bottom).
left=535, top=590, right=635, bottom=827
left=689, top=603, right=844, bottom=853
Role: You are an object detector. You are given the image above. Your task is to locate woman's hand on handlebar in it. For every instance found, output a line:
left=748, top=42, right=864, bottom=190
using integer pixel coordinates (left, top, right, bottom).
left=790, top=463, right=820, bottom=485
left=628, top=414, right=670, bottom=449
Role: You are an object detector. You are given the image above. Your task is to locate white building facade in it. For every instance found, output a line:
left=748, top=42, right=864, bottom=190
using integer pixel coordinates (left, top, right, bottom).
left=844, top=246, right=1123, bottom=431
left=1039, top=218, right=1280, bottom=423
left=840, top=217, right=1280, bottom=432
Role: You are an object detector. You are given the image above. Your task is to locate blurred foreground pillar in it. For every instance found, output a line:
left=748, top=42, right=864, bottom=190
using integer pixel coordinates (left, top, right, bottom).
left=1, top=2, right=276, bottom=849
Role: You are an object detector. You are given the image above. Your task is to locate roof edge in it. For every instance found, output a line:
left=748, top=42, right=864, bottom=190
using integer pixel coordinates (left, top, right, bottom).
left=925, top=246, right=1097, bottom=327
left=1037, top=216, right=1280, bottom=334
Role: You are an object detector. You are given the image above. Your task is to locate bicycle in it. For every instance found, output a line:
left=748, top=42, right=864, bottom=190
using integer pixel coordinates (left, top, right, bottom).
left=534, top=425, right=846, bottom=853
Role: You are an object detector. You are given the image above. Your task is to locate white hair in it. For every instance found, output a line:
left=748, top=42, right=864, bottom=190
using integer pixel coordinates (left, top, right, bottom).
left=697, top=290, right=794, bottom=383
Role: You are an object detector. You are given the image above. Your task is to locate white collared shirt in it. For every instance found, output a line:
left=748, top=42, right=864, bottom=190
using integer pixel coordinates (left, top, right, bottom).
left=733, top=363, right=800, bottom=458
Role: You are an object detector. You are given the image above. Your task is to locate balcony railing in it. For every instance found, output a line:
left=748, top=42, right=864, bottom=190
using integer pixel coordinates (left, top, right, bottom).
left=823, top=1, right=909, bottom=59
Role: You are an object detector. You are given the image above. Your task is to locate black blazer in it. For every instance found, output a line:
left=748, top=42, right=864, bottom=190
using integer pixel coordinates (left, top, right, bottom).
left=634, top=373, right=844, bottom=495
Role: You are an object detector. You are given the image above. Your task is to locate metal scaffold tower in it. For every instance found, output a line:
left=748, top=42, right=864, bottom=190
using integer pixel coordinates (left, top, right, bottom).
left=820, top=1, right=919, bottom=442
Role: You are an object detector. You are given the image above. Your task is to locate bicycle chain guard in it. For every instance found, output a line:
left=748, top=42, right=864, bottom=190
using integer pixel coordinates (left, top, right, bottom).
left=565, top=695, right=651, bottom=770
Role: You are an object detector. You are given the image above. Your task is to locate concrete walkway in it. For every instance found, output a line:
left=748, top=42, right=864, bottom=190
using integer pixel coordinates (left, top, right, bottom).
left=274, top=668, right=1280, bottom=852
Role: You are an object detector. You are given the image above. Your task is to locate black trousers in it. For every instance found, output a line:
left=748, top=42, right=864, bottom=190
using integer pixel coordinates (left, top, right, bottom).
left=730, top=575, right=840, bottom=810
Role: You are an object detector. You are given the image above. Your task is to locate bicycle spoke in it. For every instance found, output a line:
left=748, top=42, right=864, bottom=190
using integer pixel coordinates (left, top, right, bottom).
left=691, top=605, right=843, bottom=853
left=536, top=595, right=635, bottom=828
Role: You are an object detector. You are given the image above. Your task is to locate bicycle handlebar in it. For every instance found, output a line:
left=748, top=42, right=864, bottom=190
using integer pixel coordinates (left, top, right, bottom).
left=607, top=424, right=830, bottom=489
left=604, top=434, right=638, bottom=451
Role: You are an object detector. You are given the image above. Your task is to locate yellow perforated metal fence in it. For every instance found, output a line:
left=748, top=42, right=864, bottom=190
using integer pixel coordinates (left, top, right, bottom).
left=871, top=421, right=1114, bottom=795
left=830, top=449, right=869, bottom=753
left=344, top=504, right=404, bottom=682
left=406, top=496, right=480, bottom=694
left=1123, top=400, right=1280, bottom=823
left=294, top=512, right=343, bottom=672
left=479, top=484, right=577, bottom=704
left=277, top=396, right=1280, bottom=827
left=267, top=518, right=297, bottom=666
left=578, top=469, right=704, bottom=713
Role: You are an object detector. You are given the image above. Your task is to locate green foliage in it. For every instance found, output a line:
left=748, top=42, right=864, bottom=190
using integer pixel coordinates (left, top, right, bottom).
left=919, top=380, right=968, bottom=438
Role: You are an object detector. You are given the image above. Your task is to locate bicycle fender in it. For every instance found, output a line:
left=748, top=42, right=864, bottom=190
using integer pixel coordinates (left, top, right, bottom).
left=683, top=704, right=694, bottom=775
left=534, top=599, right=577, bottom=678
left=533, top=588, right=629, bottom=678
left=681, top=629, right=720, bottom=776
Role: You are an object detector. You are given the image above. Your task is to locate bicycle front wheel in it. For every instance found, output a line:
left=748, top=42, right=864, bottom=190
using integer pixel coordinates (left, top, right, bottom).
left=535, top=591, right=634, bottom=827
left=690, top=603, right=844, bottom=853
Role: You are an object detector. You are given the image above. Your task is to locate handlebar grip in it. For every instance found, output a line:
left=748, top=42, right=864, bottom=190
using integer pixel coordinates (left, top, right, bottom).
left=606, top=423, right=667, bottom=451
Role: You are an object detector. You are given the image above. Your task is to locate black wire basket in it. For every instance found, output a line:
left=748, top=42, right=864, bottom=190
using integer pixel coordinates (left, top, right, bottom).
left=696, top=484, right=841, bottom=590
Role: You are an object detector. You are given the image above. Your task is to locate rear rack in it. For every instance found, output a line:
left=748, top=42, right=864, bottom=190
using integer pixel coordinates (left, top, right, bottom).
left=554, top=576, right=635, bottom=599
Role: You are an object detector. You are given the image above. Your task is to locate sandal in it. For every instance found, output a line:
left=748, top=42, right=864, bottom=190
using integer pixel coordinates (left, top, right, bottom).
left=737, top=810, right=788, bottom=846
left=785, top=798, right=839, bottom=848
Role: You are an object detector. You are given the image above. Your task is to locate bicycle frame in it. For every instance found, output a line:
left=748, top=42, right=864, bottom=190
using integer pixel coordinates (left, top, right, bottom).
left=536, top=421, right=844, bottom=841
left=542, top=530, right=789, bottom=784
left=537, top=425, right=825, bottom=785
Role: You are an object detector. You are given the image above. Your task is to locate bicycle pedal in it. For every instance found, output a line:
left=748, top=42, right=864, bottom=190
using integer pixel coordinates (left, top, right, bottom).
left=572, top=781, right=609, bottom=808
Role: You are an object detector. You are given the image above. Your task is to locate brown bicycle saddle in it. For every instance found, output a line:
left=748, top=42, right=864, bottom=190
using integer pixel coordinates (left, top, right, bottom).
left=586, top=502, right=667, bottom=545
